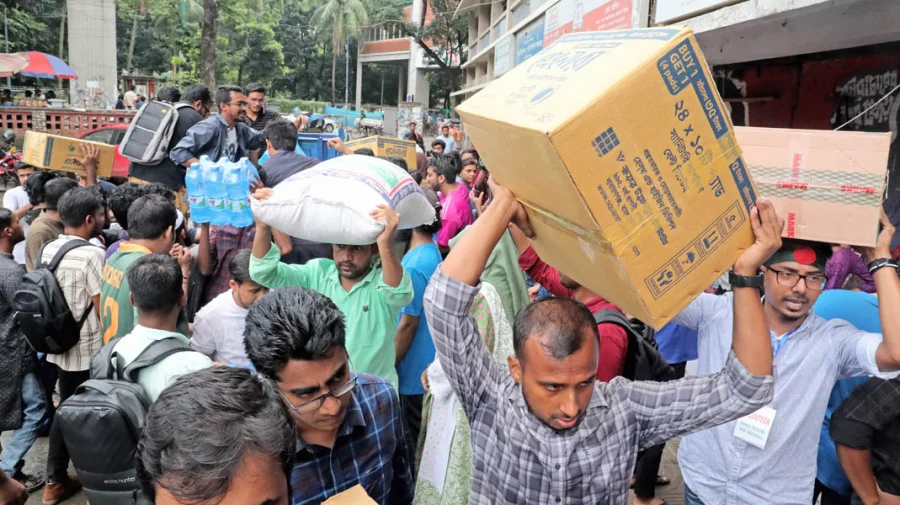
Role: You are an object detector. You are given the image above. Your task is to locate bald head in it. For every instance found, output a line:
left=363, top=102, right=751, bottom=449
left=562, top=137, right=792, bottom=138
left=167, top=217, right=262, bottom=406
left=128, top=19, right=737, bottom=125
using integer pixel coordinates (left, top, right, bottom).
left=513, top=297, right=598, bottom=362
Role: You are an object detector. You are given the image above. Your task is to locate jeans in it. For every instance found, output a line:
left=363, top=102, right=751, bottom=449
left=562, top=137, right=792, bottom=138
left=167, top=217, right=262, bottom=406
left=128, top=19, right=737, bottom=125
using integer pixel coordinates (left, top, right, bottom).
left=684, top=484, right=707, bottom=505
left=46, top=368, right=89, bottom=483
left=0, top=373, right=47, bottom=476
left=813, top=479, right=852, bottom=505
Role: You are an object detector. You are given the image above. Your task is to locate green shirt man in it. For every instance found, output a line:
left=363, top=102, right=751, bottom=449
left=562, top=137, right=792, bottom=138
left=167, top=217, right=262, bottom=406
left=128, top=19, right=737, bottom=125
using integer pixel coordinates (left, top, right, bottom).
left=101, top=243, right=189, bottom=343
left=250, top=242, right=413, bottom=389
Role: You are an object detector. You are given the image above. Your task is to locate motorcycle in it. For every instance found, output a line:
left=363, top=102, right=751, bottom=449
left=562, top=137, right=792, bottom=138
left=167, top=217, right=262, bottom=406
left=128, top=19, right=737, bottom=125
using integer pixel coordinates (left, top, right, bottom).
left=0, top=129, right=22, bottom=189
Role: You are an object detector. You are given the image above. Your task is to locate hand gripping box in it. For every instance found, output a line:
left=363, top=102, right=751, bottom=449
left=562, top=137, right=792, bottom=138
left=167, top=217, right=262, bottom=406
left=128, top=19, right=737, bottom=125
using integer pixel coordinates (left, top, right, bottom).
left=456, top=27, right=758, bottom=328
left=23, top=131, right=115, bottom=178
left=735, top=126, right=890, bottom=248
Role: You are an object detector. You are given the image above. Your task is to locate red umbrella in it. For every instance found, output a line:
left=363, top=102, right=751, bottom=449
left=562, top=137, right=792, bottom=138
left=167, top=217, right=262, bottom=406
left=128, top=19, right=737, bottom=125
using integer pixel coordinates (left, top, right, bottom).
left=18, top=52, right=77, bottom=80
left=0, top=53, right=28, bottom=78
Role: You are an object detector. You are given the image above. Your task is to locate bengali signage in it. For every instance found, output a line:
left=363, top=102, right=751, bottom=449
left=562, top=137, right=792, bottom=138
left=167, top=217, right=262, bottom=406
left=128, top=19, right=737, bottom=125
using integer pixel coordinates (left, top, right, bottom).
left=544, top=0, right=575, bottom=46
left=654, top=0, right=743, bottom=24
left=578, top=0, right=632, bottom=32
left=494, top=35, right=516, bottom=77
left=515, top=17, right=546, bottom=65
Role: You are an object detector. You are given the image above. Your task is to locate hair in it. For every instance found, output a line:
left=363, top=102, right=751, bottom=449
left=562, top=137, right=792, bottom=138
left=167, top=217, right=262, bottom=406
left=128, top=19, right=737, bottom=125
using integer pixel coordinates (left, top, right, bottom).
left=156, top=86, right=181, bottom=103
left=182, top=84, right=212, bottom=105
left=109, top=183, right=171, bottom=230
left=57, top=186, right=103, bottom=228
left=127, top=194, right=177, bottom=240
left=377, top=156, right=408, bottom=171
left=448, top=151, right=462, bottom=174
left=427, top=153, right=456, bottom=184
left=0, top=208, right=12, bottom=230
left=264, top=119, right=298, bottom=151
left=136, top=367, right=295, bottom=504
left=229, top=249, right=254, bottom=284
left=431, top=139, right=446, bottom=150
left=244, top=286, right=346, bottom=379
left=128, top=85, right=136, bottom=91
left=409, top=121, right=416, bottom=126
left=44, top=178, right=79, bottom=211
left=215, top=85, right=243, bottom=107
left=24, top=90, right=32, bottom=98
left=245, top=82, right=265, bottom=95
left=24, top=171, right=57, bottom=206
left=843, top=274, right=865, bottom=291
left=127, top=254, right=183, bottom=314
left=441, top=124, right=450, bottom=131
left=410, top=171, right=423, bottom=185
left=355, top=147, right=375, bottom=156
left=512, top=298, right=598, bottom=361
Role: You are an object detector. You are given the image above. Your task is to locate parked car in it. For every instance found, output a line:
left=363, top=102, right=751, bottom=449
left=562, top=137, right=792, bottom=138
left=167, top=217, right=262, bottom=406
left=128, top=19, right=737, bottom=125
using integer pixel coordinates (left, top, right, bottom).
left=78, top=125, right=130, bottom=179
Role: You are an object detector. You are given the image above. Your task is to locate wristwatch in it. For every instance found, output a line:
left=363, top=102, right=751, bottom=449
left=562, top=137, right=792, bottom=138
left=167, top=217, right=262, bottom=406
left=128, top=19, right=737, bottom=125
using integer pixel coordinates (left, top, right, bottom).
left=729, top=270, right=764, bottom=289
left=867, top=258, right=899, bottom=275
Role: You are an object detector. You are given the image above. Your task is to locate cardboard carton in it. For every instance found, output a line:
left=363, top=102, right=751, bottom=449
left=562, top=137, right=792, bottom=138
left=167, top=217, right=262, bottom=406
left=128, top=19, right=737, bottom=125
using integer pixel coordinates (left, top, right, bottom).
left=322, top=485, right=377, bottom=504
left=735, top=127, right=890, bottom=247
left=23, top=131, right=115, bottom=178
left=456, top=27, right=758, bottom=328
left=345, top=136, right=417, bottom=170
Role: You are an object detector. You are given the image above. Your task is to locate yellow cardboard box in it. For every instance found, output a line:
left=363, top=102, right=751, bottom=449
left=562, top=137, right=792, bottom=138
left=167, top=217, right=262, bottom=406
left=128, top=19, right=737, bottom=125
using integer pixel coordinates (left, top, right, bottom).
left=456, top=27, right=758, bottom=328
left=345, top=136, right=417, bottom=170
left=23, top=131, right=115, bottom=178
left=736, top=126, right=890, bottom=247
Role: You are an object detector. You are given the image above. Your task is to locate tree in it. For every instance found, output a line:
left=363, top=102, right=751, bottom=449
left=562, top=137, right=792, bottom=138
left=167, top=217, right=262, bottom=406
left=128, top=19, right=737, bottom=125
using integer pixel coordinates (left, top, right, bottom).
left=311, top=0, right=368, bottom=104
left=200, top=0, right=218, bottom=89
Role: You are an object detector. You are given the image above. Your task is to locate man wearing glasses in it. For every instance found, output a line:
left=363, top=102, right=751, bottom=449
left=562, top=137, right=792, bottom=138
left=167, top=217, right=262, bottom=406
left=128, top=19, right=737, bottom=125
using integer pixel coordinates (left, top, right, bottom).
left=243, top=286, right=414, bottom=505
left=170, top=85, right=266, bottom=168
left=674, top=225, right=900, bottom=505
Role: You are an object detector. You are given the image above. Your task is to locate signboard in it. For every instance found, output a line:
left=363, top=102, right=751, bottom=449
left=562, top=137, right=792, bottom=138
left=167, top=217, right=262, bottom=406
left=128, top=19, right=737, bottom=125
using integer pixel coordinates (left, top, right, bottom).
left=578, top=0, right=632, bottom=32
left=494, top=35, right=516, bottom=77
left=544, top=0, right=575, bottom=46
left=515, top=17, right=545, bottom=65
left=654, top=0, right=742, bottom=24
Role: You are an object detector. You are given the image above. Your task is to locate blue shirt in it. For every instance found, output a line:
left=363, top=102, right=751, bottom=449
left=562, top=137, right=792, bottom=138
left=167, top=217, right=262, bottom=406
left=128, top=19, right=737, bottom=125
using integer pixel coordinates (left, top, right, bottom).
left=655, top=323, right=699, bottom=364
left=814, top=290, right=880, bottom=497
left=396, top=243, right=442, bottom=395
left=290, top=374, right=414, bottom=505
left=673, top=292, right=893, bottom=505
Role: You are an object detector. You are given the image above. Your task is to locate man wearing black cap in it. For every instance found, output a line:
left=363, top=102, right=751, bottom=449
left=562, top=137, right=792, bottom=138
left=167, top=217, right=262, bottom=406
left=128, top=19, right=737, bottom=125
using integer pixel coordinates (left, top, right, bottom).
left=673, top=213, right=900, bottom=505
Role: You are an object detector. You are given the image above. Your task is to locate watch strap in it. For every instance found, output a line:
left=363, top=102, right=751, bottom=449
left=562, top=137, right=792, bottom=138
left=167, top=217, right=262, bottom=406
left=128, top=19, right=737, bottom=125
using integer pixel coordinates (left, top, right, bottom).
left=729, top=270, right=764, bottom=289
left=867, top=258, right=898, bottom=275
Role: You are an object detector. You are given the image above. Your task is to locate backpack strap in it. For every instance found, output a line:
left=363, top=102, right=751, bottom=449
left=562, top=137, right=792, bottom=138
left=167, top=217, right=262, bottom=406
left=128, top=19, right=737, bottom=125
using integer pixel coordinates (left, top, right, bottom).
left=120, top=337, right=195, bottom=383
left=40, top=239, right=96, bottom=324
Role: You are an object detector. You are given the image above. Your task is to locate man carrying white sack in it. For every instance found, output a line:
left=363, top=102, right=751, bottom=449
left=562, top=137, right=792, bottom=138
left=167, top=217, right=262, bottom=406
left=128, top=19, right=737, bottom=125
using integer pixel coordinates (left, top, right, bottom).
left=249, top=188, right=413, bottom=390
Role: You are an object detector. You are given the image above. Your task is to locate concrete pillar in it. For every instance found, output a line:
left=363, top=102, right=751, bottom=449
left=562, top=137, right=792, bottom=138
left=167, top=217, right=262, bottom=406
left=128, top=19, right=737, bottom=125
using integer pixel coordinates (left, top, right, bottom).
left=397, top=67, right=405, bottom=104
left=355, top=56, right=363, bottom=113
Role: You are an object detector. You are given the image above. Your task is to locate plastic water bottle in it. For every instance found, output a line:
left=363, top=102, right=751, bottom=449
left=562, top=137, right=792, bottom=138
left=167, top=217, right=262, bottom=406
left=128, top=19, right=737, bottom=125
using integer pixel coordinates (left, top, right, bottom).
left=185, top=161, right=210, bottom=224
left=225, top=160, right=254, bottom=227
left=204, top=157, right=230, bottom=226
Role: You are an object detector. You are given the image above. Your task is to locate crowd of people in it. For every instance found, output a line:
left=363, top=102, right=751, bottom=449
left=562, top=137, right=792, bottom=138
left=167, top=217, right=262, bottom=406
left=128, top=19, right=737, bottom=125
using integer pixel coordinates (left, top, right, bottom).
left=0, top=81, right=899, bottom=505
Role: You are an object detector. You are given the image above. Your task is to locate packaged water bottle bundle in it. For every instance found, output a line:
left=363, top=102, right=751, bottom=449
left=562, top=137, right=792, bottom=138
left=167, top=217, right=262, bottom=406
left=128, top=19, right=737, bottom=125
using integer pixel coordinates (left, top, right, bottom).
left=186, top=155, right=259, bottom=226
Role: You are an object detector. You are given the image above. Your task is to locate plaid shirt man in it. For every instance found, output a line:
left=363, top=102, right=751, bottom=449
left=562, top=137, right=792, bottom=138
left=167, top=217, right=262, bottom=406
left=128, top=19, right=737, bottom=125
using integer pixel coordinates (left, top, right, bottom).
left=290, top=374, right=414, bottom=505
left=423, top=270, right=774, bottom=505
left=203, top=224, right=255, bottom=306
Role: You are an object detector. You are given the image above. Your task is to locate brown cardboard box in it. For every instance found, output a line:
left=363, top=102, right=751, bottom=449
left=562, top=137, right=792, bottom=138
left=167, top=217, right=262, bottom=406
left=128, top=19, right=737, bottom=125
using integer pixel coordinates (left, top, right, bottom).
left=345, top=136, right=417, bottom=170
left=22, top=131, right=115, bottom=178
left=322, top=485, right=377, bottom=504
left=735, top=127, right=890, bottom=247
left=456, top=27, right=758, bottom=328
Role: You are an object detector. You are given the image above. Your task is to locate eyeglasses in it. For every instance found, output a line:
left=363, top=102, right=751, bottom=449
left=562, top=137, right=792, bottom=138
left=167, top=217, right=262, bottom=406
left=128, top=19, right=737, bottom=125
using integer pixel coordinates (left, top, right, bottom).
left=227, top=101, right=249, bottom=109
left=767, top=267, right=827, bottom=291
left=278, top=365, right=358, bottom=414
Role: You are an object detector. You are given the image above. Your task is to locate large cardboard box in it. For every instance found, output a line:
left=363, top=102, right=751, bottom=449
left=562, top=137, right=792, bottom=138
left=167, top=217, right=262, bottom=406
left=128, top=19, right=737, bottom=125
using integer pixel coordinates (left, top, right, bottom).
left=735, top=127, right=890, bottom=247
left=345, top=136, right=417, bottom=170
left=23, top=131, right=115, bottom=178
left=456, top=27, right=758, bottom=328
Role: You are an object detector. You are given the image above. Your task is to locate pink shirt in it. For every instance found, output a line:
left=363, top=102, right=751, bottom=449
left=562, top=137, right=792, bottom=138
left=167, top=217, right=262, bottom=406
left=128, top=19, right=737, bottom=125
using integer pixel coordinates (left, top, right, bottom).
left=437, top=184, right=475, bottom=247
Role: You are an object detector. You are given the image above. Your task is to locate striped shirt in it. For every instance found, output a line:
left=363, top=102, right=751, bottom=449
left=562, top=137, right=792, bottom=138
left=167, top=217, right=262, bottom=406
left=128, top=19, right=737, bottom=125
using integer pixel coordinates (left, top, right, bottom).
left=290, top=374, right=414, bottom=505
left=42, top=235, right=105, bottom=372
left=423, top=270, right=774, bottom=505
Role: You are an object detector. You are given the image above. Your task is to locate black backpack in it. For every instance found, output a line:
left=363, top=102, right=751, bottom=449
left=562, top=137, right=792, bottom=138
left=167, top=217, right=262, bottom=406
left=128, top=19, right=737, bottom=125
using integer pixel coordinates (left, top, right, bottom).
left=13, top=240, right=95, bottom=354
left=592, top=309, right=679, bottom=382
left=57, top=338, right=194, bottom=505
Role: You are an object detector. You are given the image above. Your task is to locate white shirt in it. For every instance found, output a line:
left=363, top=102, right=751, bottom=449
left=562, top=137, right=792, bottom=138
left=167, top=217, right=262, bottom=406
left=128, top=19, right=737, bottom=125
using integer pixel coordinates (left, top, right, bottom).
left=190, top=290, right=250, bottom=367
left=672, top=292, right=897, bottom=505
left=2, top=186, right=29, bottom=265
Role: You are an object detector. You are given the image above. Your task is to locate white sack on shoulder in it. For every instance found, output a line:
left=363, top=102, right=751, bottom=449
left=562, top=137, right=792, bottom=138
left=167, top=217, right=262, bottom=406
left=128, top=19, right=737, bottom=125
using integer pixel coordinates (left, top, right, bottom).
left=250, top=154, right=435, bottom=246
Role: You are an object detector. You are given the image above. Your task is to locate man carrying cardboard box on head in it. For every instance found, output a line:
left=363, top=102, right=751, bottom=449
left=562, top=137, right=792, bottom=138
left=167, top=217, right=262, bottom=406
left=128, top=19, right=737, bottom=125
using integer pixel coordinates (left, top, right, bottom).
left=672, top=214, right=900, bottom=505
left=422, top=175, right=781, bottom=503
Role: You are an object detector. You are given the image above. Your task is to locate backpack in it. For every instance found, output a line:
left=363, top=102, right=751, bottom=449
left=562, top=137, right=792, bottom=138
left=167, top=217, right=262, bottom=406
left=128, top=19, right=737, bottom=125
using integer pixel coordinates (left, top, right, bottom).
left=57, top=337, right=194, bottom=505
left=13, top=240, right=95, bottom=354
left=119, top=101, right=191, bottom=164
left=592, top=308, right=679, bottom=382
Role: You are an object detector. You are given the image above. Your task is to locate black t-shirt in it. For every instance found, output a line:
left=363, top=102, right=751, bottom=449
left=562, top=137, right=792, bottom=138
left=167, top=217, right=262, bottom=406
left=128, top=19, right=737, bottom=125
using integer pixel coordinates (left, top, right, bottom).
left=244, top=109, right=281, bottom=132
left=129, top=105, right=204, bottom=191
